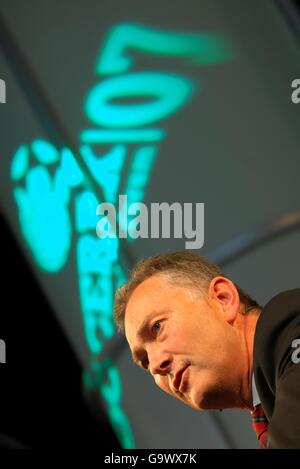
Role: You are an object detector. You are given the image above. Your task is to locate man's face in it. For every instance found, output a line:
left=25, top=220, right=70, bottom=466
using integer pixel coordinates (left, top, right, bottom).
left=125, top=275, right=245, bottom=411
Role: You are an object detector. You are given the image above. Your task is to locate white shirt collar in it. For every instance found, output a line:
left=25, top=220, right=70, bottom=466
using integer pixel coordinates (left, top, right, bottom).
left=252, top=374, right=261, bottom=408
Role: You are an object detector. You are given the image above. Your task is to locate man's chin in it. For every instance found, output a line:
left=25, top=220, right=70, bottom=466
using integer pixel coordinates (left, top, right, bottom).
left=189, top=387, right=230, bottom=411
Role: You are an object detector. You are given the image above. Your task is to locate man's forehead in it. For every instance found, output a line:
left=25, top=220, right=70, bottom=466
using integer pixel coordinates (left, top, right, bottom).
left=125, top=277, right=170, bottom=320
left=130, top=275, right=172, bottom=300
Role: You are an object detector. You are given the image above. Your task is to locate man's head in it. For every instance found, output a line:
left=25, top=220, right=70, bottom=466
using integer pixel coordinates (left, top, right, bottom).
left=114, top=251, right=260, bottom=411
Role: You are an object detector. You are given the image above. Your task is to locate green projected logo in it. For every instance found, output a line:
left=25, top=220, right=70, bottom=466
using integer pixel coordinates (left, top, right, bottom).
left=11, top=142, right=81, bottom=272
left=10, top=23, right=233, bottom=448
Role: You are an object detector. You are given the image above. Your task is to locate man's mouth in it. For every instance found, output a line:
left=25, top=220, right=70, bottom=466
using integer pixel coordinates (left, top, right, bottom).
left=173, top=364, right=190, bottom=392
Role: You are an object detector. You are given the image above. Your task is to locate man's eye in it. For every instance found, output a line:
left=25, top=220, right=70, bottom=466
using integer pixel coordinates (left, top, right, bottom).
left=151, top=321, right=161, bottom=335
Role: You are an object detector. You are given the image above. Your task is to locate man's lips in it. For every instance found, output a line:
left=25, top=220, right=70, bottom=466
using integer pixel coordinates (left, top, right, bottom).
left=173, top=364, right=190, bottom=392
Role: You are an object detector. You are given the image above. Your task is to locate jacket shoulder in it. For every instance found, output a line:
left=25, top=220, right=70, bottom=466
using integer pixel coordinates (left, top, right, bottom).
left=253, top=288, right=300, bottom=417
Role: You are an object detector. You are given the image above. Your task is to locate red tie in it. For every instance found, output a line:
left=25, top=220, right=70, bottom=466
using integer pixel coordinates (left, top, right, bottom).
left=251, top=404, right=269, bottom=448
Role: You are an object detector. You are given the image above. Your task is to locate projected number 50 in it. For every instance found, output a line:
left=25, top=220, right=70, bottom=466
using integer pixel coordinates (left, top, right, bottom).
left=10, top=23, right=233, bottom=448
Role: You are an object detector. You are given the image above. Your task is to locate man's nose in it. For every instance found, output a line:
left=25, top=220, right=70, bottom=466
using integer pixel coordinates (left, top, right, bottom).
left=149, top=352, right=173, bottom=376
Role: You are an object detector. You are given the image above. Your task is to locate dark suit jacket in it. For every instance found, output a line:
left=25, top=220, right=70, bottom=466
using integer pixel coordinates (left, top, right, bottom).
left=253, top=288, right=300, bottom=448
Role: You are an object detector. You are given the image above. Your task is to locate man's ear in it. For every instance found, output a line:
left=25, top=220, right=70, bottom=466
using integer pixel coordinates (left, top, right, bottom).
left=208, top=276, right=240, bottom=324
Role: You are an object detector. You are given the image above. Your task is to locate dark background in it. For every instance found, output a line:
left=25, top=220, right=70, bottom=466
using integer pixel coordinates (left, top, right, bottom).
left=0, top=214, right=120, bottom=448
